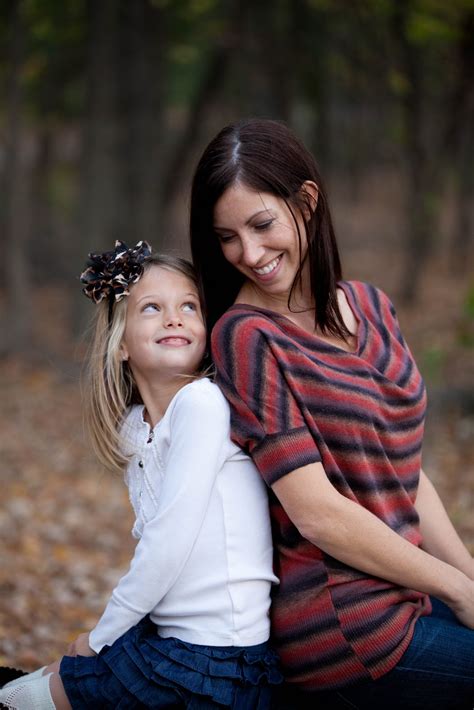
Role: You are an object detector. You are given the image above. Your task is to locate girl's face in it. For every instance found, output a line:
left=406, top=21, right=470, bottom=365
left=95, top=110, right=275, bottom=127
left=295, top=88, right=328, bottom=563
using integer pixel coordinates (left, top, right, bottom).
left=213, top=182, right=310, bottom=304
left=120, top=265, right=206, bottom=384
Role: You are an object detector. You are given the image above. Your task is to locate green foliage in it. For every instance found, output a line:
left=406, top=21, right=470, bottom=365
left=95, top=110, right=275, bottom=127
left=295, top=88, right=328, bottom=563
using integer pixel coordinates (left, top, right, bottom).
left=408, top=6, right=459, bottom=47
left=0, top=0, right=87, bottom=120
left=388, top=69, right=411, bottom=97
left=160, top=0, right=226, bottom=104
left=463, top=284, right=474, bottom=318
left=457, top=284, right=474, bottom=348
left=421, top=346, right=446, bottom=383
left=1, top=0, right=471, bottom=127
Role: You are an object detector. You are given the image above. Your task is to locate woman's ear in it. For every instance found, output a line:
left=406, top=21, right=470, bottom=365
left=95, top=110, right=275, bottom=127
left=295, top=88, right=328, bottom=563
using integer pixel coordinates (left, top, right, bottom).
left=300, top=180, right=319, bottom=219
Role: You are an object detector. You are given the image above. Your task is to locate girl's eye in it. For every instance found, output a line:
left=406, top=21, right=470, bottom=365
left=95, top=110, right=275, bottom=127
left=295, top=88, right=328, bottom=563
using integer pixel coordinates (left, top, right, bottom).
left=143, top=303, right=159, bottom=313
left=182, top=302, right=197, bottom=312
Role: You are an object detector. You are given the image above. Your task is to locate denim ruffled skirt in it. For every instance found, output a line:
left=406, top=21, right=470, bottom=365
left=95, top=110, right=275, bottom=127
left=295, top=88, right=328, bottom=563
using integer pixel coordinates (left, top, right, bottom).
left=59, top=617, right=282, bottom=709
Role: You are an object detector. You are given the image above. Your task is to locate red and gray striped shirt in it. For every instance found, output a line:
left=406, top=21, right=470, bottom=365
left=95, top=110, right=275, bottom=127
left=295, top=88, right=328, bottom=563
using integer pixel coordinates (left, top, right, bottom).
left=212, top=280, right=431, bottom=690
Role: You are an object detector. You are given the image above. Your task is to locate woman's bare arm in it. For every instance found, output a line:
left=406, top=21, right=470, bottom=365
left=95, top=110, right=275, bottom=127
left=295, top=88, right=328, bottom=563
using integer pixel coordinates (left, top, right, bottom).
left=415, top=469, right=474, bottom=580
left=272, top=462, right=474, bottom=628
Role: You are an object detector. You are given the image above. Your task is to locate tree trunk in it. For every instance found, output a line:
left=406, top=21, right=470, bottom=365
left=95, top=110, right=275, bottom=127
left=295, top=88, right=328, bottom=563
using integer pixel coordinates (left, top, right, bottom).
left=72, top=0, right=120, bottom=336
left=117, top=0, right=166, bottom=248
left=30, top=125, right=55, bottom=278
left=1, top=0, right=32, bottom=355
left=161, top=0, right=243, bottom=211
left=391, top=0, right=434, bottom=303
left=239, top=0, right=293, bottom=121
left=290, top=0, right=331, bottom=170
left=447, top=11, right=474, bottom=271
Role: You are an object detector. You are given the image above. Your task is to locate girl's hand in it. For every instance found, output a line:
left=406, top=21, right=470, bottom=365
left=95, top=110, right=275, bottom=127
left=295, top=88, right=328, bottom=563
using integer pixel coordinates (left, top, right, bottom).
left=67, top=632, right=96, bottom=657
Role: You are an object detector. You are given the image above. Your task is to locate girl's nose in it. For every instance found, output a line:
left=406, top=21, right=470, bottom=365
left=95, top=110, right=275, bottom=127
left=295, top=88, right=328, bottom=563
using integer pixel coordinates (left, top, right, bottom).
left=164, top=311, right=183, bottom=327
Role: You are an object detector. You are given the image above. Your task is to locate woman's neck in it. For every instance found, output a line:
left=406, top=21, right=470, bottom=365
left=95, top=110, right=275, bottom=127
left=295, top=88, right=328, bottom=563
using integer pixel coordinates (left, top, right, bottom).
left=236, top=280, right=315, bottom=317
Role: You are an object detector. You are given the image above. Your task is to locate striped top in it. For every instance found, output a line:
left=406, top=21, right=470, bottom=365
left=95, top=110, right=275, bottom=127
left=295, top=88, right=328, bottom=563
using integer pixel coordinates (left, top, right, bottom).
left=211, top=280, right=431, bottom=690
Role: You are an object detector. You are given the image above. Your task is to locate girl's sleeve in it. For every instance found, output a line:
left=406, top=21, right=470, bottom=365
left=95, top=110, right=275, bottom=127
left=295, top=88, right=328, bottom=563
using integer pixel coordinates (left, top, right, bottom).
left=211, top=312, right=321, bottom=487
left=89, top=385, right=231, bottom=653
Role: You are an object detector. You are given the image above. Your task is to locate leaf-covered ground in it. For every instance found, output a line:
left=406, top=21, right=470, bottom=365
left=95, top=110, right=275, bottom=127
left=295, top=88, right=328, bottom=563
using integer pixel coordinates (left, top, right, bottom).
left=0, top=361, right=134, bottom=669
left=0, top=255, right=472, bottom=672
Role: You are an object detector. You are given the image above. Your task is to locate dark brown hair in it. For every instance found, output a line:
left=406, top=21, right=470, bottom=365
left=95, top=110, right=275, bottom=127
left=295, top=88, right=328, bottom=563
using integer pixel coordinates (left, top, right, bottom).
left=190, top=118, right=349, bottom=338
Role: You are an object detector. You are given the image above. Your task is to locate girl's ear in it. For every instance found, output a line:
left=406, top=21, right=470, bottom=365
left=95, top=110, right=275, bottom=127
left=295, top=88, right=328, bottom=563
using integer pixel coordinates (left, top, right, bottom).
left=119, top=343, right=129, bottom=362
left=300, top=180, right=319, bottom=219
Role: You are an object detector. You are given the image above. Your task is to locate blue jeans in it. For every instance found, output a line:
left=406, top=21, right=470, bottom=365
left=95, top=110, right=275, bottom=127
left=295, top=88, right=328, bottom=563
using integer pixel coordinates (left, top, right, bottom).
left=276, top=598, right=474, bottom=710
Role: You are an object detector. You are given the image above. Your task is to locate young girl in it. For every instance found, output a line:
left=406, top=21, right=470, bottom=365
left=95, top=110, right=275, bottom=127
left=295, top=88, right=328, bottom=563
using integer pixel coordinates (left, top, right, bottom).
left=0, top=241, right=281, bottom=710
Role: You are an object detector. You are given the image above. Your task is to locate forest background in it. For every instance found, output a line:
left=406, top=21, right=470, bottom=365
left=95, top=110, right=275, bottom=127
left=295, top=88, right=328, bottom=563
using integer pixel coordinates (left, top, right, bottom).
left=1, top=0, right=473, bottom=670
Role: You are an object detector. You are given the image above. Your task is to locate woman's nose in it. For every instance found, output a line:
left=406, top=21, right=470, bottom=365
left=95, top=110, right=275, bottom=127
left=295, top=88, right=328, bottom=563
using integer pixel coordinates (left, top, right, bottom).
left=240, top=236, right=264, bottom=266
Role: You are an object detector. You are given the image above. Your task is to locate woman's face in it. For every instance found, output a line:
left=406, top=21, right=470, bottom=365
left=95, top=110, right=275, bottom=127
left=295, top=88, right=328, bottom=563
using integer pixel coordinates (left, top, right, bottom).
left=213, top=182, right=309, bottom=303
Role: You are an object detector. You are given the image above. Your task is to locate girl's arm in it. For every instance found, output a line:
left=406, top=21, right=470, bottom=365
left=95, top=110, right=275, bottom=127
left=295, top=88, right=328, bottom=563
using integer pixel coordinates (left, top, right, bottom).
left=87, top=384, right=231, bottom=653
left=415, top=469, right=474, bottom=580
left=272, top=462, right=474, bottom=629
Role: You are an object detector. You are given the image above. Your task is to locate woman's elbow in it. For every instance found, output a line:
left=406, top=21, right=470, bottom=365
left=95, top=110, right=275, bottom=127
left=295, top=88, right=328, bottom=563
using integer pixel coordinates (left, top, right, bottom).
left=294, top=508, right=345, bottom=548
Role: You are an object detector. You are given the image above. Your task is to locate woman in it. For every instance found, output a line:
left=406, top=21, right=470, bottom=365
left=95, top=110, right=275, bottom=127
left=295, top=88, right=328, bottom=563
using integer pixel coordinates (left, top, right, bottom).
left=189, top=118, right=474, bottom=709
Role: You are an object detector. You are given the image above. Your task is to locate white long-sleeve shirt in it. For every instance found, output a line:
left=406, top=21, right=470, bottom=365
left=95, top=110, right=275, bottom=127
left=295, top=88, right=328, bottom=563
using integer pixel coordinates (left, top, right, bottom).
left=89, top=378, right=278, bottom=653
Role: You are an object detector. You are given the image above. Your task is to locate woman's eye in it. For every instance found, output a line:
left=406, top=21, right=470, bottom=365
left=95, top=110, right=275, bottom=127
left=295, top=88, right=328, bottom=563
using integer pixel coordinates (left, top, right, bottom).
left=254, top=219, right=273, bottom=231
left=216, top=232, right=235, bottom=244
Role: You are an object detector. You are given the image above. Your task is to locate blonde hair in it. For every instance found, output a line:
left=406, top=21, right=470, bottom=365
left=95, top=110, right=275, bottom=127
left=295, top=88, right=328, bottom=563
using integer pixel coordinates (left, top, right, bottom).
left=83, top=254, right=206, bottom=471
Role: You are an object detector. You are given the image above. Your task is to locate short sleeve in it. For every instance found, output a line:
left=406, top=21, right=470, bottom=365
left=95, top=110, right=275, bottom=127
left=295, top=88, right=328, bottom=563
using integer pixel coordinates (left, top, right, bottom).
left=212, top=310, right=320, bottom=486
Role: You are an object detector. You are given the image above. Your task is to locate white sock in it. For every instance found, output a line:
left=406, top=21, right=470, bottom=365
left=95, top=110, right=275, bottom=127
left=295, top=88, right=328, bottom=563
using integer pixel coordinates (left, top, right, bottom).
left=2, top=667, right=47, bottom=689
left=0, top=672, right=55, bottom=709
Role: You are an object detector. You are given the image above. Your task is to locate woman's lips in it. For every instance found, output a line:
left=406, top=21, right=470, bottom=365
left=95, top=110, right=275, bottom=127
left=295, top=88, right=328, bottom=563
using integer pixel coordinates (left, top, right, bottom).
left=251, top=254, right=283, bottom=280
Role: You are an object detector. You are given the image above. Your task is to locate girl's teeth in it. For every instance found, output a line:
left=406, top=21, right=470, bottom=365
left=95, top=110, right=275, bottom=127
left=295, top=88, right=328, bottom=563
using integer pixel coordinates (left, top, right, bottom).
left=254, top=256, right=280, bottom=275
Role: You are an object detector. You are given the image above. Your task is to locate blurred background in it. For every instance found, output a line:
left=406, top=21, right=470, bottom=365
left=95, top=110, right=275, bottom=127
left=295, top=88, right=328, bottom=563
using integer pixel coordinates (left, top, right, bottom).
left=1, top=0, right=473, bottom=669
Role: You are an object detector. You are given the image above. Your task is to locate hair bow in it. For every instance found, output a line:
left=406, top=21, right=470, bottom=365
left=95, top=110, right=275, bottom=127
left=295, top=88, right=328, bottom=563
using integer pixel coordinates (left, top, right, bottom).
left=80, top=240, right=152, bottom=304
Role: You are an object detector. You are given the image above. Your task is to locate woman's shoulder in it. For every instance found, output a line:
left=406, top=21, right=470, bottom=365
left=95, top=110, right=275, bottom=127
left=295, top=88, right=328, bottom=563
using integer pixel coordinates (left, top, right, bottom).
left=212, top=305, right=303, bottom=375
left=212, top=304, right=282, bottom=344
left=342, top=280, right=395, bottom=313
left=342, top=279, right=387, bottom=298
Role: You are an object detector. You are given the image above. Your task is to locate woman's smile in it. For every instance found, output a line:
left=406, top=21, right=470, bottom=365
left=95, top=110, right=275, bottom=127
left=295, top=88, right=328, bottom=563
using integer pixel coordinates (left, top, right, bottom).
left=213, top=183, right=309, bottom=304
left=252, top=254, right=283, bottom=279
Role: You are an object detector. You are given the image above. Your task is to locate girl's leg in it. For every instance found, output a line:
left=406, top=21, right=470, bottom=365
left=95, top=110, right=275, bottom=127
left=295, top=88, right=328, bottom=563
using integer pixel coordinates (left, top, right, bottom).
left=1, top=668, right=45, bottom=689
left=0, top=674, right=55, bottom=709
left=1, top=659, right=61, bottom=692
left=49, top=672, right=72, bottom=710
left=0, top=661, right=72, bottom=710
left=43, top=662, right=72, bottom=710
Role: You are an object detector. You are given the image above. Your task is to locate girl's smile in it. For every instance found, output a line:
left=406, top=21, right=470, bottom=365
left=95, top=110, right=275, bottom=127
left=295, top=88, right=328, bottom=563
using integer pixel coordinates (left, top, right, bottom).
left=156, top=336, right=192, bottom=346
left=120, top=265, right=206, bottom=388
